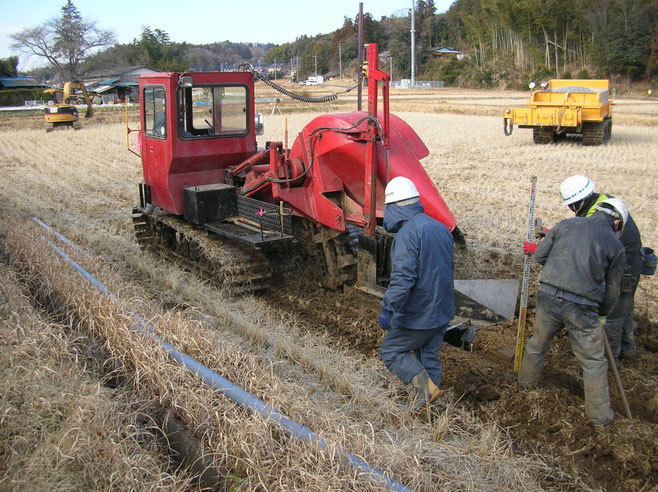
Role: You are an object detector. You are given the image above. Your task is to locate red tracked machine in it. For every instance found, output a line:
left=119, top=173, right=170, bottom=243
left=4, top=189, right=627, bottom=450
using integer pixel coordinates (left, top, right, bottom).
left=132, top=44, right=461, bottom=296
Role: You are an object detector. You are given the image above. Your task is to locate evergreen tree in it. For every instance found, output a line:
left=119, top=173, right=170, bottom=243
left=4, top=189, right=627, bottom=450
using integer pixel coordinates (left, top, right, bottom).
left=0, top=56, right=19, bottom=76
left=301, top=41, right=331, bottom=75
left=125, top=26, right=187, bottom=72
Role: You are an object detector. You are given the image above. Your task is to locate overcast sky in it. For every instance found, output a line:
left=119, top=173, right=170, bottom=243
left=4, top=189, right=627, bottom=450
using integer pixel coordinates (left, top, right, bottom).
left=0, top=0, right=455, bottom=71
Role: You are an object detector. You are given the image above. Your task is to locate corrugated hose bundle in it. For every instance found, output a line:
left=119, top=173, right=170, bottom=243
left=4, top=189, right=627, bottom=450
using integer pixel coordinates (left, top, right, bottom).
left=245, top=64, right=359, bottom=104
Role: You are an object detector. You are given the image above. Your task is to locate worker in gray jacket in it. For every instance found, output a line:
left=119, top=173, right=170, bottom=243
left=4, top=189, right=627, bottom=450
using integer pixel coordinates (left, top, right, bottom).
left=519, top=198, right=627, bottom=426
left=378, top=176, right=455, bottom=412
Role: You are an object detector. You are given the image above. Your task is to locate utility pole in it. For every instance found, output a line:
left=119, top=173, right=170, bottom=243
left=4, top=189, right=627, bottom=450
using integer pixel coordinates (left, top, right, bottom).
left=390, top=55, right=393, bottom=86
left=357, top=2, right=363, bottom=110
left=339, top=43, right=342, bottom=79
left=411, top=0, right=416, bottom=87
left=314, top=54, right=318, bottom=75
left=356, top=2, right=363, bottom=111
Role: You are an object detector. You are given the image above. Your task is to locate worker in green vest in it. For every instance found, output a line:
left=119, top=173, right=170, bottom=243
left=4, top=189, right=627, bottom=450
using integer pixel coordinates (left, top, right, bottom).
left=559, top=175, right=643, bottom=368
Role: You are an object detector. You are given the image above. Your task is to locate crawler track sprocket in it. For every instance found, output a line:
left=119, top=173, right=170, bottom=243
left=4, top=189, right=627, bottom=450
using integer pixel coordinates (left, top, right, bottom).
left=293, top=220, right=357, bottom=290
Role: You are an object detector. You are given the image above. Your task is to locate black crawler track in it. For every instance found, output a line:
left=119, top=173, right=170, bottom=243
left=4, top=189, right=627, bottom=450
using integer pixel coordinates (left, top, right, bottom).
left=532, top=127, right=556, bottom=144
left=582, top=118, right=612, bottom=146
left=132, top=208, right=272, bottom=293
left=132, top=208, right=360, bottom=294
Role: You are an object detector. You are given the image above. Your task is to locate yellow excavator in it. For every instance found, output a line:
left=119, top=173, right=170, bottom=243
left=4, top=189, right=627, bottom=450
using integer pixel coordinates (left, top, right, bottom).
left=43, top=81, right=93, bottom=131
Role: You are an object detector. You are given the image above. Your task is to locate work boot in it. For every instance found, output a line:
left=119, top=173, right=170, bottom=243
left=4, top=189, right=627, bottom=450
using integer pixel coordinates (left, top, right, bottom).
left=410, top=369, right=441, bottom=412
left=620, top=350, right=636, bottom=361
left=591, top=412, right=614, bottom=427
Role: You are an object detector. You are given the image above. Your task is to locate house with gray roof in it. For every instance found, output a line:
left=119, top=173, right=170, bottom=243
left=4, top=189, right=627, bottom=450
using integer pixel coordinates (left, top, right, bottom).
left=83, top=66, right=161, bottom=103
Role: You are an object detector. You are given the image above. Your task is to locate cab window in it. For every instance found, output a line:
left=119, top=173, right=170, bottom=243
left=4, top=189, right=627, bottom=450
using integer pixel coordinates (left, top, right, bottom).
left=178, top=85, right=248, bottom=138
left=143, top=86, right=166, bottom=139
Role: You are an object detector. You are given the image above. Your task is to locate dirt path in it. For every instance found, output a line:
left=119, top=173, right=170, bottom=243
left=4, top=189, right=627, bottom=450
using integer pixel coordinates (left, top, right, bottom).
left=260, top=271, right=658, bottom=490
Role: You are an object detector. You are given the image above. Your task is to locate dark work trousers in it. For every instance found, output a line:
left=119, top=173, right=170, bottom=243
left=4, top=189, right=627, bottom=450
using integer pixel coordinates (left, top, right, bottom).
left=605, top=274, right=640, bottom=366
left=518, top=291, right=613, bottom=426
left=380, top=324, right=447, bottom=385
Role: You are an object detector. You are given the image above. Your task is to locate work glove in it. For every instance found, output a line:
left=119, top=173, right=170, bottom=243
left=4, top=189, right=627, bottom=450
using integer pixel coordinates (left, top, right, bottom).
left=378, top=308, right=393, bottom=331
left=523, top=241, right=537, bottom=254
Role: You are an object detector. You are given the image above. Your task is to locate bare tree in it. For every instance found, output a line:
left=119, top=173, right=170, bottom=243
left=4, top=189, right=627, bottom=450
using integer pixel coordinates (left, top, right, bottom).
left=10, top=1, right=115, bottom=80
left=583, top=0, right=612, bottom=60
left=616, top=0, right=637, bottom=30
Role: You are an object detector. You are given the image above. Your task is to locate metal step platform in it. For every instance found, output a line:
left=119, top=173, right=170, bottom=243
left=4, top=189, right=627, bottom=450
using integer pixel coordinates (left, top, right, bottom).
left=203, top=196, right=294, bottom=250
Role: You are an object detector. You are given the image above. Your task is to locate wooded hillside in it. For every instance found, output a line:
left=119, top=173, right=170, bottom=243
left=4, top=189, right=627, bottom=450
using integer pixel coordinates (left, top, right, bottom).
left=27, top=0, right=658, bottom=87
left=444, top=0, right=657, bottom=85
left=264, top=0, right=657, bottom=87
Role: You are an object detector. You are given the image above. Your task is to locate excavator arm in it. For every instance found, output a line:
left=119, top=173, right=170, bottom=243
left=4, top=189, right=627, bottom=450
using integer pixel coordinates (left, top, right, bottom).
left=63, top=81, right=93, bottom=118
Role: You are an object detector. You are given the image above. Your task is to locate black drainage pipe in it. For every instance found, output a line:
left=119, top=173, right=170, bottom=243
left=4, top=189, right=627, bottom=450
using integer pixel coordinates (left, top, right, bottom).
left=36, top=221, right=411, bottom=492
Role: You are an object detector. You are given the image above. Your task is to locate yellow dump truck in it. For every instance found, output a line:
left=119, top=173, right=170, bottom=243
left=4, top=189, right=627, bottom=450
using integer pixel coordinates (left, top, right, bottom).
left=503, top=79, right=613, bottom=145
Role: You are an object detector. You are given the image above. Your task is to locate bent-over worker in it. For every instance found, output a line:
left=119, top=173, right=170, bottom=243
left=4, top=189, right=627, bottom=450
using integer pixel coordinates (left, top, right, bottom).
left=378, top=176, right=455, bottom=411
left=560, top=175, right=643, bottom=367
left=519, top=198, right=627, bottom=426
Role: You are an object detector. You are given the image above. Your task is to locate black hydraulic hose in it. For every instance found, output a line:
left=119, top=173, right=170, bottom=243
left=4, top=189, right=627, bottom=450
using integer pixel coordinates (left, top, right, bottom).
left=273, top=115, right=381, bottom=185
left=503, top=117, right=513, bottom=136
left=244, top=64, right=359, bottom=104
left=34, top=219, right=411, bottom=492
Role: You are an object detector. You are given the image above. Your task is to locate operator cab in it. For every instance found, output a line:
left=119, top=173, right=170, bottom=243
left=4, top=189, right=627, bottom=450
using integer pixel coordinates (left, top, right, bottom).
left=138, top=71, right=263, bottom=215
left=177, top=76, right=255, bottom=138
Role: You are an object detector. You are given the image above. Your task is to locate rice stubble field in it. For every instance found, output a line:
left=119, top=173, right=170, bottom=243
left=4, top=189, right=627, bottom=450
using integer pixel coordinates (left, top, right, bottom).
left=0, top=87, right=657, bottom=490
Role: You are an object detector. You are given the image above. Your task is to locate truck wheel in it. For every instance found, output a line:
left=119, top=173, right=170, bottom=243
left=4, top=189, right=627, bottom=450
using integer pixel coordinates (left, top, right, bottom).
left=532, top=128, right=555, bottom=144
left=582, top=122, right=605, bottom=146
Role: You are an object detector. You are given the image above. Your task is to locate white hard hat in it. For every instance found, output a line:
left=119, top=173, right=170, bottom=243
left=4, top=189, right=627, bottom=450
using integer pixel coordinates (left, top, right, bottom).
left=560, top=175, right=595, bottom=205
left=595, top=198, right=628, bottom=232
left=384, top=176, right=420, bottom=204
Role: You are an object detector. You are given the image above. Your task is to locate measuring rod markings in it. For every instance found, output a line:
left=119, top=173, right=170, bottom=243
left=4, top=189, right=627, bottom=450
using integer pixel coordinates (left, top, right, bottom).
left=514, top=176, right=537, bottom=373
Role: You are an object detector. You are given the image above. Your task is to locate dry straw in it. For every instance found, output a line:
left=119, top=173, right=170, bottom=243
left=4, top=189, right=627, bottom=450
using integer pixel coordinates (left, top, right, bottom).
left=0, top=259, right=193, bottom=490
left=0, top=212, right=557, bottom=489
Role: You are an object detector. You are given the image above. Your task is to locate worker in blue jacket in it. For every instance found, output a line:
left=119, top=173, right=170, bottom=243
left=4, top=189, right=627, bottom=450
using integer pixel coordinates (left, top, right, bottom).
left=378, top=176, right=455, bottom=411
